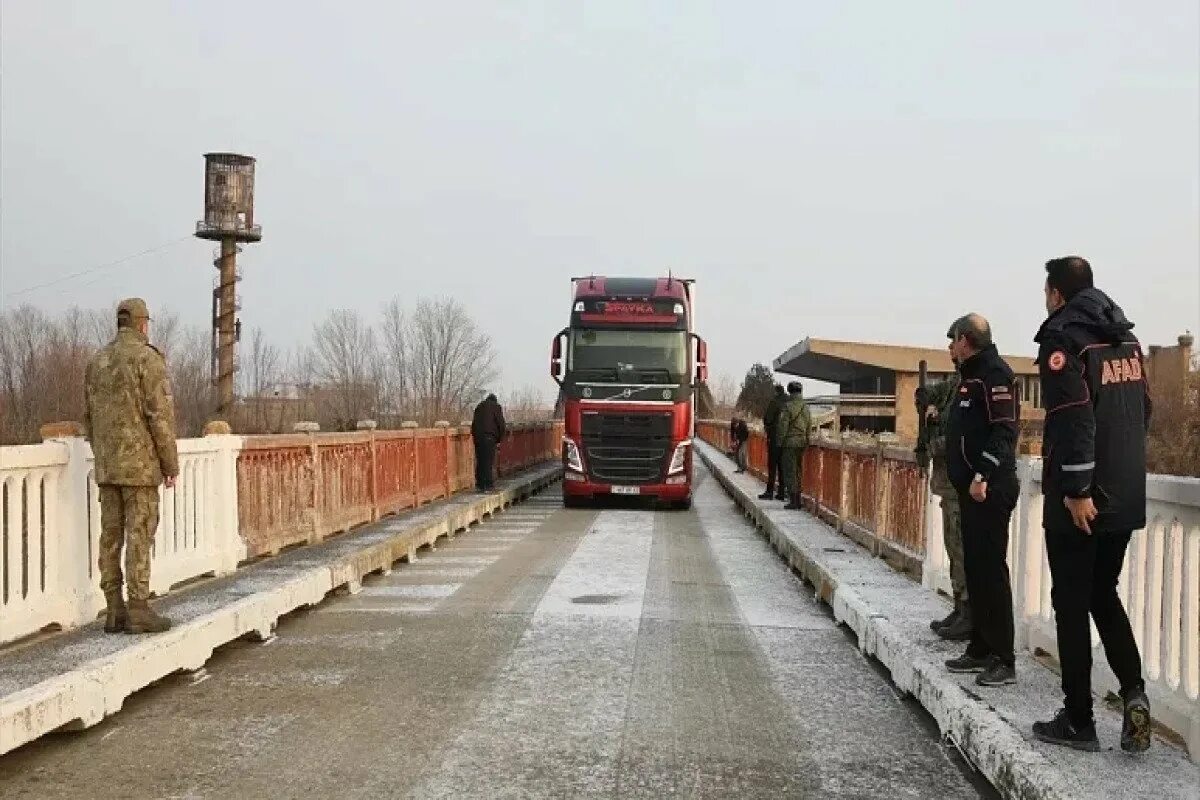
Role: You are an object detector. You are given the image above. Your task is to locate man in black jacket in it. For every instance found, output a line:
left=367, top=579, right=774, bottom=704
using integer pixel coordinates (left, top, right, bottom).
left=730, top=417, right=750, bottom=473
left=1031, top=257, right=1152, bottom=754
left=471, top=394, right=507, bottom=491
left=943, top=313, right=1021, bottom=688
left=759, top=385, right=787, bottom=500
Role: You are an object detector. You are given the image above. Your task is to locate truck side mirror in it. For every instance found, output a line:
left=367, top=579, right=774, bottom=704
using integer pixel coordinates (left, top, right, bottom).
left=550, top=330, right=566, bottom=383
left=694, top=336, right=708, bottom=385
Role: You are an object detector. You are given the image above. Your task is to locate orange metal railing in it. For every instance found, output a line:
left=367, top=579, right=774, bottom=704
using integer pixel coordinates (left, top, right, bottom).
left=236, top=422, right=562, bottom=559
left=697, top=420, right=928, bottom=569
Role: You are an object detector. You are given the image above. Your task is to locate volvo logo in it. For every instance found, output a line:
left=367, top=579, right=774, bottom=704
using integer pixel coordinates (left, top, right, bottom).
left=620, top=388, right=633, bottom=399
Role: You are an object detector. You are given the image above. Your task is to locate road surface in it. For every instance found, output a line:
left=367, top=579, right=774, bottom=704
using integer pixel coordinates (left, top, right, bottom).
left=0, top=470, right=997, bottom=799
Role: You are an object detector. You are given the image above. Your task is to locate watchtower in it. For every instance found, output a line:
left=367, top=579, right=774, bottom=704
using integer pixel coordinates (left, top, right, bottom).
left=195, top=153, right=262, bottom=418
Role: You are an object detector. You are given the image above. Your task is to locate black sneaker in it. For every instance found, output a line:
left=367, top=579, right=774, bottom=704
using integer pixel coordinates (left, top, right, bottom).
left=1121, top=690, right=1152, bottom=753
left=945, top=653, right=990, bottom=673
left=1033, top=708, right=1100, bottom=752
left=937, top=611, right=973, bottom=642
left=758, top=491, right=775, bottom=500
left=930, top=607, right=958, bottom=632
left=975, top=658, right=1016, bottom=687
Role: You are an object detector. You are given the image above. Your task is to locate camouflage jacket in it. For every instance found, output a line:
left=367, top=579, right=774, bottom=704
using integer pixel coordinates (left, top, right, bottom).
left=85, top=328, right=179, bottom=486
left=775, top=396, right=812, bottom=448
left=915, top=373, right=960, bottom=489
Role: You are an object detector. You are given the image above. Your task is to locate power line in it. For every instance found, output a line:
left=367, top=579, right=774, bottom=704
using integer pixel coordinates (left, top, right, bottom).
left=1, top=235, right=194, bottom=301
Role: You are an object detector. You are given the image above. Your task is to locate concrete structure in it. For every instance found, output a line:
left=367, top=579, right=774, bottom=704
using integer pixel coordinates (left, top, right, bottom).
left=773, top=337, right=1043, bottom=441
left=1148, top=332, right=1196, bottom=402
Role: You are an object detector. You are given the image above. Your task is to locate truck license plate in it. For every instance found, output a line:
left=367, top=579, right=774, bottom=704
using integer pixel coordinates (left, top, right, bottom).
left=611, top=485, right=641, bottom=496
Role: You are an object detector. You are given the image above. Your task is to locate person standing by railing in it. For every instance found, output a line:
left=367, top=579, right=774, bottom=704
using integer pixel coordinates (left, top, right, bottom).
left=731, top=417, right=750, bottom=473
left=84, top=298, right=178, bottom=635
left=943, top=313, right=1020, bottom=688
left=776, top=382, right=812, bottom=510
left=915, top=340, right=971, bottom=642
left=472, top=393, right=507, bottom=491
left=759, top=384, right=787, bottom=501
left=1031, top=257, right=1152, bottom=754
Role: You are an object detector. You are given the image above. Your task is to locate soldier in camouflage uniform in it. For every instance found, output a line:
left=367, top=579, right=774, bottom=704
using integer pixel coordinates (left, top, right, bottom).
left=85, top=298, right=179, bottom=634
left=915, top=330, right=971, bottom=641
left=775, top=382, right=812, bottom=510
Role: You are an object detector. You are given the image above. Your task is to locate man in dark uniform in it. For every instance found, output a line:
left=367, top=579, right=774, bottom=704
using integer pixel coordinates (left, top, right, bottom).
left=943, top=313, right=1021, bottom=687
left=759, top=385, right=787, bottom=501
left=471, top=393, right=507, bottom=491
left=730, top=416, right=750, bottom=473
left=1031, top=256, right=1152, bottom=753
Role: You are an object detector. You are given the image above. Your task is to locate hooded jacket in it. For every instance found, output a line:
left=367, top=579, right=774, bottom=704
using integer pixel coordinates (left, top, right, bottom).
left=471, top=395, right=507, bottom=441
left=945, top=344, right=1019, bottom=490
left=1035, top=287, right=1151, bottom=532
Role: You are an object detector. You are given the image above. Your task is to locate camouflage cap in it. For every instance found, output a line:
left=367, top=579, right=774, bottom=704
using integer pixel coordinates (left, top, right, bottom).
left=116, top=297, right=151, bottom=320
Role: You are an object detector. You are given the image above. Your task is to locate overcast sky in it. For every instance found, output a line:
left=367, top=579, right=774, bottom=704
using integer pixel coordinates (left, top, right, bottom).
left=2, top=1, right=1197, bottom=399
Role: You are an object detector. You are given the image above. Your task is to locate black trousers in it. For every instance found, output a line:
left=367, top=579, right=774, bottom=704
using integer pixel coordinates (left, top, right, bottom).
left=1044, top=517, right=1144, bottom=727
left=474, top=435, right=497, bottom=490
left=958, top=471, right=1018, bottom=667
left=765, top=435, right=782, bottom=493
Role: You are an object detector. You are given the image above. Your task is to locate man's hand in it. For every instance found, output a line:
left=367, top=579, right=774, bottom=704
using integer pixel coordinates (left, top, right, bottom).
left=925, top=407, right=938, bottom=421
left=1063, top=496, right=1098, bottom=534
left=969, top=479, right=988, bottom=502
left=164, top=475, right=177, bottom=489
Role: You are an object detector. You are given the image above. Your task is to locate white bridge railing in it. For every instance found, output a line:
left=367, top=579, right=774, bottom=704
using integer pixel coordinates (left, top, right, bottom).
left=923, top=460, right=1200, bottom=760
left=0, top=435, right=243, bottom=645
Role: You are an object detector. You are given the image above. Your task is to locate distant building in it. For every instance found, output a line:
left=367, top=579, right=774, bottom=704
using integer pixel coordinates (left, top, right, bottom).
left=1147, top=332, right=1195, bottom=405
left=772, top=338, right=1043, bottom=442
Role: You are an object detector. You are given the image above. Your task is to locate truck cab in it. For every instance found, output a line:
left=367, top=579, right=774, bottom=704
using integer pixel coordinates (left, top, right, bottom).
left=551, top=276, right=707, bottom=509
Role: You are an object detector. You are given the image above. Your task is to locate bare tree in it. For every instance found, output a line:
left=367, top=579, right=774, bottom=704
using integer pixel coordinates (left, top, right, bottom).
left=713, top=373, right=739, bottom=416
left=379, top=298, right=409, bottom=424
left=240, top=327, right=282, bottom=432
left=311, top=309, right=380, bottom=431
left=0, top=305, right=57, bottom=443
left=168, top=325, right=215, bottom=437
left=406, top=297, right=497, bottom=424
left=504, top=384, right=551, bottom=422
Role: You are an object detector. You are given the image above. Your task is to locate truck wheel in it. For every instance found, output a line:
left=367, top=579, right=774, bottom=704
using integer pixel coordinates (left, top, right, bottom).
left=563, top=495, right=586, bottom=509
left=669, top=497, right=692, bottom=511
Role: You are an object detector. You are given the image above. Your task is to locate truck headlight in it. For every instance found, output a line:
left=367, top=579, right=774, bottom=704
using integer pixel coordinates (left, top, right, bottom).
left=667, top=440, right=691, bottom=475
left=563, top=437, right=585, bottom=473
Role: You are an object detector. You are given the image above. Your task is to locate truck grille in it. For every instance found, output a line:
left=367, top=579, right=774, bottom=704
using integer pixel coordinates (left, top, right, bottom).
left=581, top=412, right=672, bottom=484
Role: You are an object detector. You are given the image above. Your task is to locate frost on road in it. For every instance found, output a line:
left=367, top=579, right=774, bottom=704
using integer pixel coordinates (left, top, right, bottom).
left=0, top=472, right=995, bottom=800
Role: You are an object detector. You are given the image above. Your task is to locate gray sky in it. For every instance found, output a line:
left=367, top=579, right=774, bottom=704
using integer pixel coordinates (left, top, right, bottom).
left=2, top=1, right=1198, bottom=399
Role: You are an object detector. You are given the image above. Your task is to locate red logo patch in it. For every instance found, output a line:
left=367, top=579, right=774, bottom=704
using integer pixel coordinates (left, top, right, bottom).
left=1048, top=351, right=1066, bottom=372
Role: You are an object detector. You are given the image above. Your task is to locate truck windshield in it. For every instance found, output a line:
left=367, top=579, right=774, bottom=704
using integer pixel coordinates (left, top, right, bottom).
left=569, top=329, right=687, bottom=383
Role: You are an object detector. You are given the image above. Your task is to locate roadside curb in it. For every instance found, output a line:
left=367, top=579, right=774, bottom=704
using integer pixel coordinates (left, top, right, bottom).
left=0, top=465, right=559, bottom=756
left=697, top=443, right=1093, bottom=800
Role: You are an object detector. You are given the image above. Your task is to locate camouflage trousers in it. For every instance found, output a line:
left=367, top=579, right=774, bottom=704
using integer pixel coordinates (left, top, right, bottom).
left=936, top=490, right=968, bottom=602
left=98, top=485, right=160, bottom=602
left=780, top=446, right=804, bottom=496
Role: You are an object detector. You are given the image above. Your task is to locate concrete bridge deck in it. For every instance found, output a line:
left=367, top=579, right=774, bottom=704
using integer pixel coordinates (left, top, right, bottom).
left=0, top=470, right=996, bottom=799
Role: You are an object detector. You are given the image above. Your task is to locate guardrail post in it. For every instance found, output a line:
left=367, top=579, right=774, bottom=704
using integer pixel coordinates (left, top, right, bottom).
left=39, top=422, right=93, bottom=630
left=203, top=420, right=244, bottom=575
left=294, top=422, right=322, bottom=542
left=837, top=436, right=850, bottom=533
left=357, top=420, right=379, bottom=521
left=402, top=421, right=420, bottom=506
left=435, top=421, right=451, bottom=498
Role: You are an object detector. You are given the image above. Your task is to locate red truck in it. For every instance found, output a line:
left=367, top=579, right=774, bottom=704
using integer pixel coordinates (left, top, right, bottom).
left=550, top=276, right=707, bottom=509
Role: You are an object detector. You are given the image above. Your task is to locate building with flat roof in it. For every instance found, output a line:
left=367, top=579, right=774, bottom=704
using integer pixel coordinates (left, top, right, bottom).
left=772, top=338, right=1043, bottom=442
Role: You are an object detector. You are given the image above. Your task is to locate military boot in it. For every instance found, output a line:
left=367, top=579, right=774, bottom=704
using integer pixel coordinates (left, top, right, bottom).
left=784, top=492, right=803, bottom=510
left=125, top=599, right=172, bottom=634
left=103, top=591, right=127, bottom=634
left=937, top=600, right=973, bottom=641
